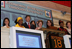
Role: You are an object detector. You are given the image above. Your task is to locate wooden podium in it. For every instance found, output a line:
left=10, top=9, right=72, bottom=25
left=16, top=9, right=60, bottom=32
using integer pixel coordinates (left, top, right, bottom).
left=40, top=28, right=65, bottom=48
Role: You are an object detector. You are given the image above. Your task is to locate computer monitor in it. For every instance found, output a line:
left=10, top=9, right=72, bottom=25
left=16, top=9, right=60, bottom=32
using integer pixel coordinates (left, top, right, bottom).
left=63, top=35, right=71, bottom=48
left=10, top=27, right=45, bottom=48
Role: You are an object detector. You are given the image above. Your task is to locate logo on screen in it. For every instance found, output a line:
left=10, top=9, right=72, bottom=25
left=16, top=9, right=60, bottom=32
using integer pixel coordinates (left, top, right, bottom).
left=45, top=10, right=51, bottom=18
left=1, top=1, right=5, bottom=8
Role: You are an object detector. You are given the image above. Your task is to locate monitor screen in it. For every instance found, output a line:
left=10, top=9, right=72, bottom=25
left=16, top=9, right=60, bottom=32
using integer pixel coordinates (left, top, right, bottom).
left=16, top=30, right=43, bottom=48
left=69, top=38, right=71, bottom=46
left=63, top=35, right=71, bottom=48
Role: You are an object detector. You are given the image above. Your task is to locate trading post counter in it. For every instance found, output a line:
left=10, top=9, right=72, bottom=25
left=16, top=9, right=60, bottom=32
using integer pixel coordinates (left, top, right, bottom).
left=1, top=27, right=71, bottom=48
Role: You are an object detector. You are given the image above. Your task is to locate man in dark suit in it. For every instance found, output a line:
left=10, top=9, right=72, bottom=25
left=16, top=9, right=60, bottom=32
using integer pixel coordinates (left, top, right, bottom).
left=23, top=15, right=31, bottom=29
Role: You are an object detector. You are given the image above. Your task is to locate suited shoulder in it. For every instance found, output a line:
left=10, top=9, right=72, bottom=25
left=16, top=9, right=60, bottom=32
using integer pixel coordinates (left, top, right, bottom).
left=22, top=22, right=26, bottom=25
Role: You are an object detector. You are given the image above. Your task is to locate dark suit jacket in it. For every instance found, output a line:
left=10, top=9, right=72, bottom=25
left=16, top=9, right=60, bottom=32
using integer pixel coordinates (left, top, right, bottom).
left=22, top=22, right=29, bottom=28
left=30, top=24, right=36, bottom=29
left=22, top=22, right=36, bottom=29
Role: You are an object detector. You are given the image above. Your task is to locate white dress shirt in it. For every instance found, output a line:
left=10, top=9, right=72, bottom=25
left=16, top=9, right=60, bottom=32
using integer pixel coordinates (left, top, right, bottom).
left=26, top=22, right=30, bottom=25
left=67, top=28, right=71, bottom=35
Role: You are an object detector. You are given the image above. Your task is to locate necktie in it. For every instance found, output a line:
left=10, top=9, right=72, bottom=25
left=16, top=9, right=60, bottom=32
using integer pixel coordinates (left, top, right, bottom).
left=28, top=23, right=30, bottom=29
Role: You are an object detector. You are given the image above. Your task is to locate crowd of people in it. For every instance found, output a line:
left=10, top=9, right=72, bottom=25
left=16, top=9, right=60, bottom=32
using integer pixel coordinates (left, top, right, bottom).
left=2, top=15, right=71, bottom=35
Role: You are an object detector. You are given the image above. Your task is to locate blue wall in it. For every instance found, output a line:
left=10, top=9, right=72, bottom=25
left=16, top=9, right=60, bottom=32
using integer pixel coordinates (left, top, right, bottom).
left=1, top=1, right=53, bottom=28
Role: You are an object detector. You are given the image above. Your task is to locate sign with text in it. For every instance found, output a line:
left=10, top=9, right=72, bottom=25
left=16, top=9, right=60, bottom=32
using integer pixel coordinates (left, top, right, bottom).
left=16, top=31, right=42, bottom=48
left=49, top=36, right=65, bottom=48
left=1, top=1, right=53, bottom=28
left=18, top=35, right=39, bottom=47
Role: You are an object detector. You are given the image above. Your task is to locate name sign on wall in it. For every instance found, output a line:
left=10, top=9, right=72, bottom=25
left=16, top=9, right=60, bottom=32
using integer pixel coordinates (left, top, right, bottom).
left=1, top=1, right=53, bottom=28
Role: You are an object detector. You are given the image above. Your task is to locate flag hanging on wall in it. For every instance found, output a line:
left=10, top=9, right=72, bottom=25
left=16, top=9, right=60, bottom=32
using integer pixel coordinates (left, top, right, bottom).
left=45, top=10, right=51, bottom=18
left=1, top=1, right=5, bottom=8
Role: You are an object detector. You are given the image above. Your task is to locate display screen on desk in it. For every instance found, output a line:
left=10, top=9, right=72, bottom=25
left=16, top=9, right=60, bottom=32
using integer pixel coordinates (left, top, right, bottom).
left=69, top=38, right=71, bottom=46
left=63, top=35, right=71, bottom=48
left=16, top=30, right=42, bottom=48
